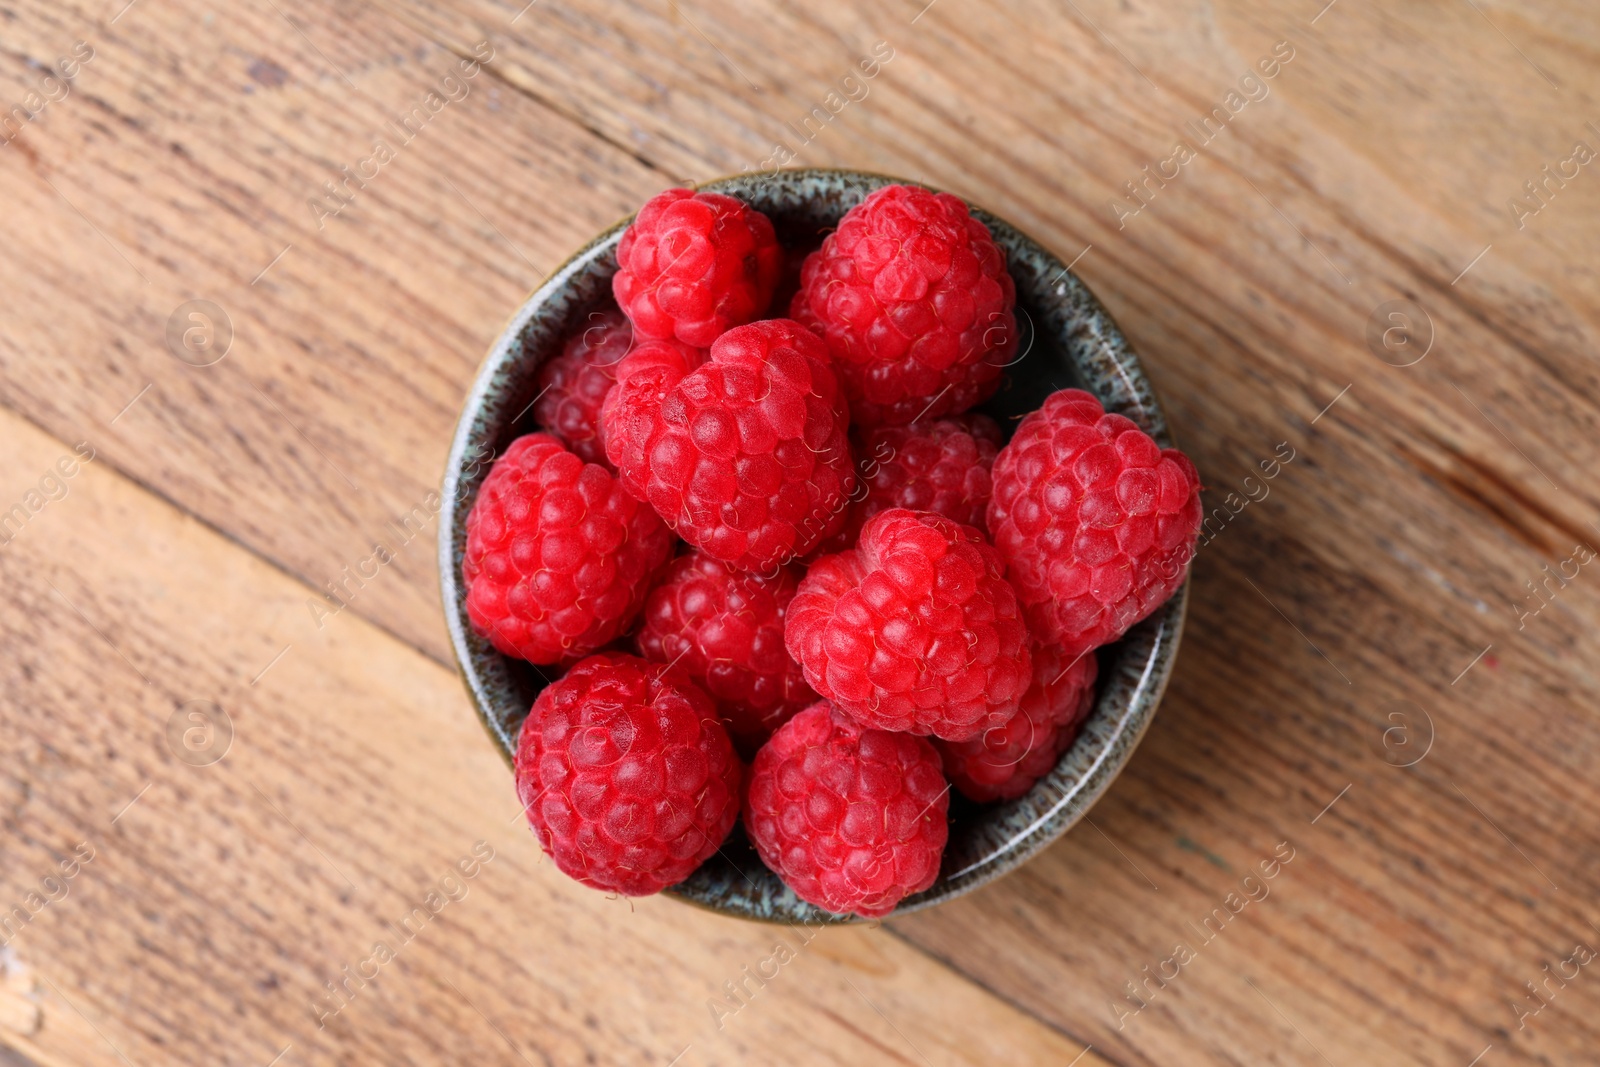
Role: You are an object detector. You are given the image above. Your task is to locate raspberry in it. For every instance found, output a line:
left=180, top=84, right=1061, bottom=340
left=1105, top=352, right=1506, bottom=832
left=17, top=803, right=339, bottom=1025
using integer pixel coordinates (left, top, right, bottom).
left=819, top=414, right=1003, bottom=554
left=636, top=551, right=815, bottom=753
left=987, top=389, right=1202, bottom=659
left=514, top=653, right=741, bottom=896
left=613, top=188, right=782, bottom=348
left=605, top=319, right=856, bottom=573
left=937, top=645, right=1098, bottom=803
left=601, top=337, right=706, bottom=500
left=784, top=509, right=1031, bottom=741
left=534, top=307, right=633, bottom=466
left=744, top=701, right=948, bottom=917
left=790, top=184, right=1016, bottom=427
left=463, top=434, right=674, bottom=665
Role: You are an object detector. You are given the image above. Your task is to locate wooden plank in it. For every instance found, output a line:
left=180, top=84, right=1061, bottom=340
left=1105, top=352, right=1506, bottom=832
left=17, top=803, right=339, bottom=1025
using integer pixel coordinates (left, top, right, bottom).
left=0, top=409, right=1107, bottom=1065
left=1, top=0, right=1598, bottom=1064
left=0, top=0, right=672, bottom=665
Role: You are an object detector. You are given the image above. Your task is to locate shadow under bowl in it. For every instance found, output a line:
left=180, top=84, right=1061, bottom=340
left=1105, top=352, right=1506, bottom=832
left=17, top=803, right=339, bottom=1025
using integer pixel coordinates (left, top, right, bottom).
left=439, top=168, right=1188, bottom=924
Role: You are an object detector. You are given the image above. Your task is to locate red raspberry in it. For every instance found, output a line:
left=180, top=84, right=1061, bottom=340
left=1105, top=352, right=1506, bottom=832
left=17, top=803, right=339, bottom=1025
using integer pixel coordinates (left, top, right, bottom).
left=784, top=509, right=1032, bottom=741
left=936, top=645, right=1097, bottom=803
left=636, top=551, right=815, bottom=754
left=818, top=414, right=1003, bottom=554
left=514, top=653, right=742, bottom=896
left=744, top=701, right=948, bottom=917
left=605, top=319, right=856, bottom=573
left=463, top=434, right=674, bottom=665
left=534, top=307, right=633, bottom=466
left=987, top=389, right=1202, bottom=659
left=613, top=188, right=782, bottom=348
left=790, top=184, right=1016, bottom=427
left=601, top=337, right=706, bottom=500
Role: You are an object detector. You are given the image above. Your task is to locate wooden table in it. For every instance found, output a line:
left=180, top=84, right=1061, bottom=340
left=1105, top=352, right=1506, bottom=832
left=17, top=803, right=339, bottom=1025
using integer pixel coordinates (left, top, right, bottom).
left=2, top=0, right=1596, bottom=1063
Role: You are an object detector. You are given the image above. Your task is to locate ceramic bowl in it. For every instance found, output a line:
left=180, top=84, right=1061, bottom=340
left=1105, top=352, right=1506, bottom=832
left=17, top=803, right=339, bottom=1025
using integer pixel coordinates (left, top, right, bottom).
left=440, top=168, right=1188, bottom=924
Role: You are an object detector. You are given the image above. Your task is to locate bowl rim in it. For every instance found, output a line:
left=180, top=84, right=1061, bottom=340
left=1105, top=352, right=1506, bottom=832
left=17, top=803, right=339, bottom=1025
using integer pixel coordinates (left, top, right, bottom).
left=439, top=166, right=1189, bottom=923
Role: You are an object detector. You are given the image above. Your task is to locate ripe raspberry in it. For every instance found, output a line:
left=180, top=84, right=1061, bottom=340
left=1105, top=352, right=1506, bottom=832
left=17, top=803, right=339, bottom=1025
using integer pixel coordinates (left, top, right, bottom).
left=613, top=188, right=782, bottom=348
left=514, top=653, right=741, bottom=896
left=636, top=552, right=815, bottom=754
left=605, top=319, right=856, bottom=573
left=601, top=337, right=707, bottom=499
left=784, top=509, right=1031, bottom=741
left=987, top=388, right=1202, bottom=660
left=534, top=307, right=633, bottom=466
left=936, top=645, right=1098, bottom=803
left=463, top=434, right=674, bottom=665
left=744, top=701, right=948, bottom=917
left=790, top=184, right=1016, bottom=427
left=818, top=414, right=1003, bottom=554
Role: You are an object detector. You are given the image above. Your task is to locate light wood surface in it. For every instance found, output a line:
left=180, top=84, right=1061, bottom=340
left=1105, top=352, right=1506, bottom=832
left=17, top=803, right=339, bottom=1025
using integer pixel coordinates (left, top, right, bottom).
left=1, top=0, right=1597, bottom=1064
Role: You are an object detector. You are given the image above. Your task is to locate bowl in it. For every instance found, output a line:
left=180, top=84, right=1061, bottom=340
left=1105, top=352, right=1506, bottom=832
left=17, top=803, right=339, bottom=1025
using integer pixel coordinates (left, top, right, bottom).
left=440, top=168, right=1188, bottom=923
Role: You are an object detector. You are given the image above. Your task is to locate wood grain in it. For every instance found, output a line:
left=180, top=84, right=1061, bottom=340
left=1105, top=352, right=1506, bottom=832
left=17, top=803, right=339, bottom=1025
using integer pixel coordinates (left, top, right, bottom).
left=0, top=0, right=667, bottom=665
left=1, top=0, right=1598, bottom=1064
left=0, top=407, right=1107, bottom=1066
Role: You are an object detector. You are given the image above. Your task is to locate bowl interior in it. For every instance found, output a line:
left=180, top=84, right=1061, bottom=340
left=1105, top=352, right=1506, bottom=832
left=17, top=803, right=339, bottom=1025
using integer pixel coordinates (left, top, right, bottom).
left=439, top=168, right=1188, bottom=923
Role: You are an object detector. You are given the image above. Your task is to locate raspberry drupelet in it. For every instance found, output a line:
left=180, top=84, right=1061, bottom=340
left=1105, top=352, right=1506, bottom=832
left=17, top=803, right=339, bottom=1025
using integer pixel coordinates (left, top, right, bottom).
left=790, top=184, right=1016, bottom=427
left=534, top=307, right=633, bottom=466
left=987, top=388, right=1202, bottom=660
left=613, top=188, right=783, bottom=348
left=744, top=701, right=948, bottom=918
left=604, top=319, right=857, bottom=574
left=784, top=508, right=1031, bottom=742
left=514, top=653, right=742, bottom=896
left=936, top=644, right=1098, bottom=803
left=635, top=551, right=815, bottom=755
left=463, top=434, right=674, bottom=665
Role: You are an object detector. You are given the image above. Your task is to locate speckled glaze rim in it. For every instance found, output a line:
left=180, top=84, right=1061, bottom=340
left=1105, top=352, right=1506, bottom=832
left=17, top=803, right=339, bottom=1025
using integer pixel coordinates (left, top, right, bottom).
left=440, top=168, right=1188, bottom=924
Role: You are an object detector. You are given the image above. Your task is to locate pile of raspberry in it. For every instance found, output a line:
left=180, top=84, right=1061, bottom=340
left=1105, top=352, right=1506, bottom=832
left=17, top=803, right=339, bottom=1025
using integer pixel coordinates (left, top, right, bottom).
left=464, top=184, right=1202, bottom=917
